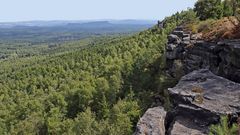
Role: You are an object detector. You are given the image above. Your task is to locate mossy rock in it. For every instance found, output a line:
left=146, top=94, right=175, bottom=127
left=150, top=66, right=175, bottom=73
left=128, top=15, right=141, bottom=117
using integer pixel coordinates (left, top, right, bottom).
left=194, top=94, right=204, bottom=104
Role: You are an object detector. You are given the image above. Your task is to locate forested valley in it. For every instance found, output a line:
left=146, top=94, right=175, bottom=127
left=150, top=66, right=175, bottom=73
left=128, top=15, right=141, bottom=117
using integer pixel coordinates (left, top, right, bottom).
left=0, top=0, right=240, bottom=134
left=0, top=17, right=179, bottom=134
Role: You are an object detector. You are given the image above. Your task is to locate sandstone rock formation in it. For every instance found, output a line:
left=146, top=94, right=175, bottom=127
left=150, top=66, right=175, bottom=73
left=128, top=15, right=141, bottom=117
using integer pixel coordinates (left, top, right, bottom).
left=135, top=69, right=240, bottom=135
left=134, top=107, right=166, bottom=135
left=169, top=116, right=207, bottom=135
left=135, top=26, right=240, bottom=135
left=166, top=26, right=240, bottom=83
left=167, top=69, right=240, bottom=134
left=169, top=69, right=240, bottom=116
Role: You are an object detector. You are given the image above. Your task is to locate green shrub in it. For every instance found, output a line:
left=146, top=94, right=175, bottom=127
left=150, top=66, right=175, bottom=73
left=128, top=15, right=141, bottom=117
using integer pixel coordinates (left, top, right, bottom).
left=236, top=8, right=240, bottom=21
left=209, top=116, right=238, bottom=135
left=223, top=0, right=234, bottom=17
left=197, top=19, right=215, bottom=33
left=194, top=0, right=223, bottom=20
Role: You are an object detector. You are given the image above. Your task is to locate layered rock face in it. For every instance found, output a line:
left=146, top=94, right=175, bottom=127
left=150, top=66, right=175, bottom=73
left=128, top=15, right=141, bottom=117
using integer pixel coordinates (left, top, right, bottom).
left=166, top=27, right=240, bottom=83
left=136, top=69, right=240, bottom=135
left=168, top=69, right=240, bottom=134
left=135, top=27, right=240, bottom=135
left=169, top=69, right=240, bottom=116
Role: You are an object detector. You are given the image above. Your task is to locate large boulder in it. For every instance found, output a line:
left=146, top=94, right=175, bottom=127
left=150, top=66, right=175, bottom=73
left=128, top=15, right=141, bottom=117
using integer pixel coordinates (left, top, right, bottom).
left=134, top=107, right=166, bottom=135
left=166, top=69, right=240, bottom=134
left=168, top=34, right=181, bottom=44
left=169, top=69, right=240, bottom=116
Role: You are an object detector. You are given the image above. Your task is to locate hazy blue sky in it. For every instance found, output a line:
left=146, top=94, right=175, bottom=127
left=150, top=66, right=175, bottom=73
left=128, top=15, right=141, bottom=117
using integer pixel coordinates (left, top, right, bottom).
left=0, top=0, right=196, bottom=22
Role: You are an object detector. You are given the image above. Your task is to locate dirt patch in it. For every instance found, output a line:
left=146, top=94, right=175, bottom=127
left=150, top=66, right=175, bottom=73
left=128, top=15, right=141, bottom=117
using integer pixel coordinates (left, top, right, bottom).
left=186, top=17, right=240, bottom=41
left=201, top=17, right=240, bottom=41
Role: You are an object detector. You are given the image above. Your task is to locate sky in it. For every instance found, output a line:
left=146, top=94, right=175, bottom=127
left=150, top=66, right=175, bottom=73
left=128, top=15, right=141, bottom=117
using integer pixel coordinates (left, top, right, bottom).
left=0, top=0, right=197, bottom=22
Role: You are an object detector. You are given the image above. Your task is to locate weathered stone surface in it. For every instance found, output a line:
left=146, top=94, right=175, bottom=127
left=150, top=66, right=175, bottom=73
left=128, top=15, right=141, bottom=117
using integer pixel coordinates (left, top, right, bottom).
left=169, top=69, right=240, bottom=115
left=183, top=33, right=190, bottom=38
left=214, top=39, right=240, bottom=82
left=166, top=50, right=178, bottom=60
left=191, top=33, right=202, bottom=40
left=169, top=116, right=208, bottom=135
left=168, top=34, right=181, bottom=44
left=172, top=31, right=184, bottom=38
left=166, top=60, right=185, bottom=79
left=183, top=37, right=190, bottom=41
left=181, top=40, right=191, bottom=46
left=166, top=27, right=240, bottom=83
left=134, top=107, right=166, bottom=135
left=166, top=44, right=177, bottom=51
left=138, top=26, right=240, bottom=135
left=165, top=69, right=240, bottom=134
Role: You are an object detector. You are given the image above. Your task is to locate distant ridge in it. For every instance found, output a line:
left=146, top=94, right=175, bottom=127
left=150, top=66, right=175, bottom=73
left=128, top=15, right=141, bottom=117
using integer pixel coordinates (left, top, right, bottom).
left=0, top=20, right=156, bottom=28
left=67, top=21, right=114, bottom=27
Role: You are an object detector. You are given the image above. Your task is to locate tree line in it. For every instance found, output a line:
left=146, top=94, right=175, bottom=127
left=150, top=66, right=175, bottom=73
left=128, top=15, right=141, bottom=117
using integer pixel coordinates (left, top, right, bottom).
left=194, top=0, right=240, bottom=20
left=0, top=10, right=196, bottom=134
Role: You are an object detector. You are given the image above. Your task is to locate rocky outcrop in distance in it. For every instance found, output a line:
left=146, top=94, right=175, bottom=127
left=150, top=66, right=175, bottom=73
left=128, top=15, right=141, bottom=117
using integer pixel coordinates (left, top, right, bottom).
left=135, top=26, right=240, bottom=135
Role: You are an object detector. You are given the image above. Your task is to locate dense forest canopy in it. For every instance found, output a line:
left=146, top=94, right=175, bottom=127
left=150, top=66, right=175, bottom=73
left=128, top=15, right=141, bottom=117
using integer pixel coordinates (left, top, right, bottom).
left=0, top=10, right=193, bottom=134
left=0, top=0, right=239, bottom=134
left=0, top=21, right=151, bottom=60
left=194, top=0, right=240, bottom=20
left=0, top=28, right=161, bottom=134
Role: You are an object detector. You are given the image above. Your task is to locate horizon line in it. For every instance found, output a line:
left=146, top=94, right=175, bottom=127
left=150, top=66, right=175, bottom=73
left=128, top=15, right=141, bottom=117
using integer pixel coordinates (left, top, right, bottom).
left=0, top=19, right=159, bottom=24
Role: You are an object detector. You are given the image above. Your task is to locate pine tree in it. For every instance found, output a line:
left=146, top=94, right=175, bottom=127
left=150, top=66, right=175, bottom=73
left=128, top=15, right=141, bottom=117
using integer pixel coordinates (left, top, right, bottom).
left=194, top=0, right=223, bottom=20
left=209, top=116, right=238, bottom=135
left=223, top=0, right=234, bottom=17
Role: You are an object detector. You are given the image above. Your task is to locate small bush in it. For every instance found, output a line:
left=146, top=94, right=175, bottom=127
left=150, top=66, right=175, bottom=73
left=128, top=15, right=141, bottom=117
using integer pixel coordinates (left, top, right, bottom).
left=190, top=23, right=199, bottom=34
left=209, top=116, right=238, bottom=135
left=236, top=8, right=240, bottom=21
left=197, top=19, right=215, bottom=33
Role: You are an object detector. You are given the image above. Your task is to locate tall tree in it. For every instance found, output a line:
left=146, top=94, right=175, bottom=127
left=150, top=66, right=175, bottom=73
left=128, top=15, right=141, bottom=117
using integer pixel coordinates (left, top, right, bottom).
left=224, top=0, right=240, bottom=15
left=223, top=0, right=234, bottom=16
left=194, top=0, right=223, bottom=20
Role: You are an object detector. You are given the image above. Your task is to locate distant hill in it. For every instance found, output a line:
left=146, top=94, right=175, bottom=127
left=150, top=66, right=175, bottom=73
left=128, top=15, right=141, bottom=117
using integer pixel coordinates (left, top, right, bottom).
left=0, top=20, right=155, bottom=44
left=109, top=19, right=156, bottom=25
left=66, top=21, right=115, bottom=28
left=0, top=20, right=156, bottom=28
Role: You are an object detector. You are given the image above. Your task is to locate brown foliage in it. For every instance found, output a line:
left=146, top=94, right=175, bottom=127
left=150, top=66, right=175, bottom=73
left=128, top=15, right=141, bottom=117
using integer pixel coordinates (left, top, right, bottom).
left=202, top=17, right=240, bottom=40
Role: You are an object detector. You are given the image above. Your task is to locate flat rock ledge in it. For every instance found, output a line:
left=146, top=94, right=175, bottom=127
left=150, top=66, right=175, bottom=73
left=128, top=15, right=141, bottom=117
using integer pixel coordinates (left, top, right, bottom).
left=135, top=69, right=240, bottom=135
left=169, top=69, right=240, bottom=115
